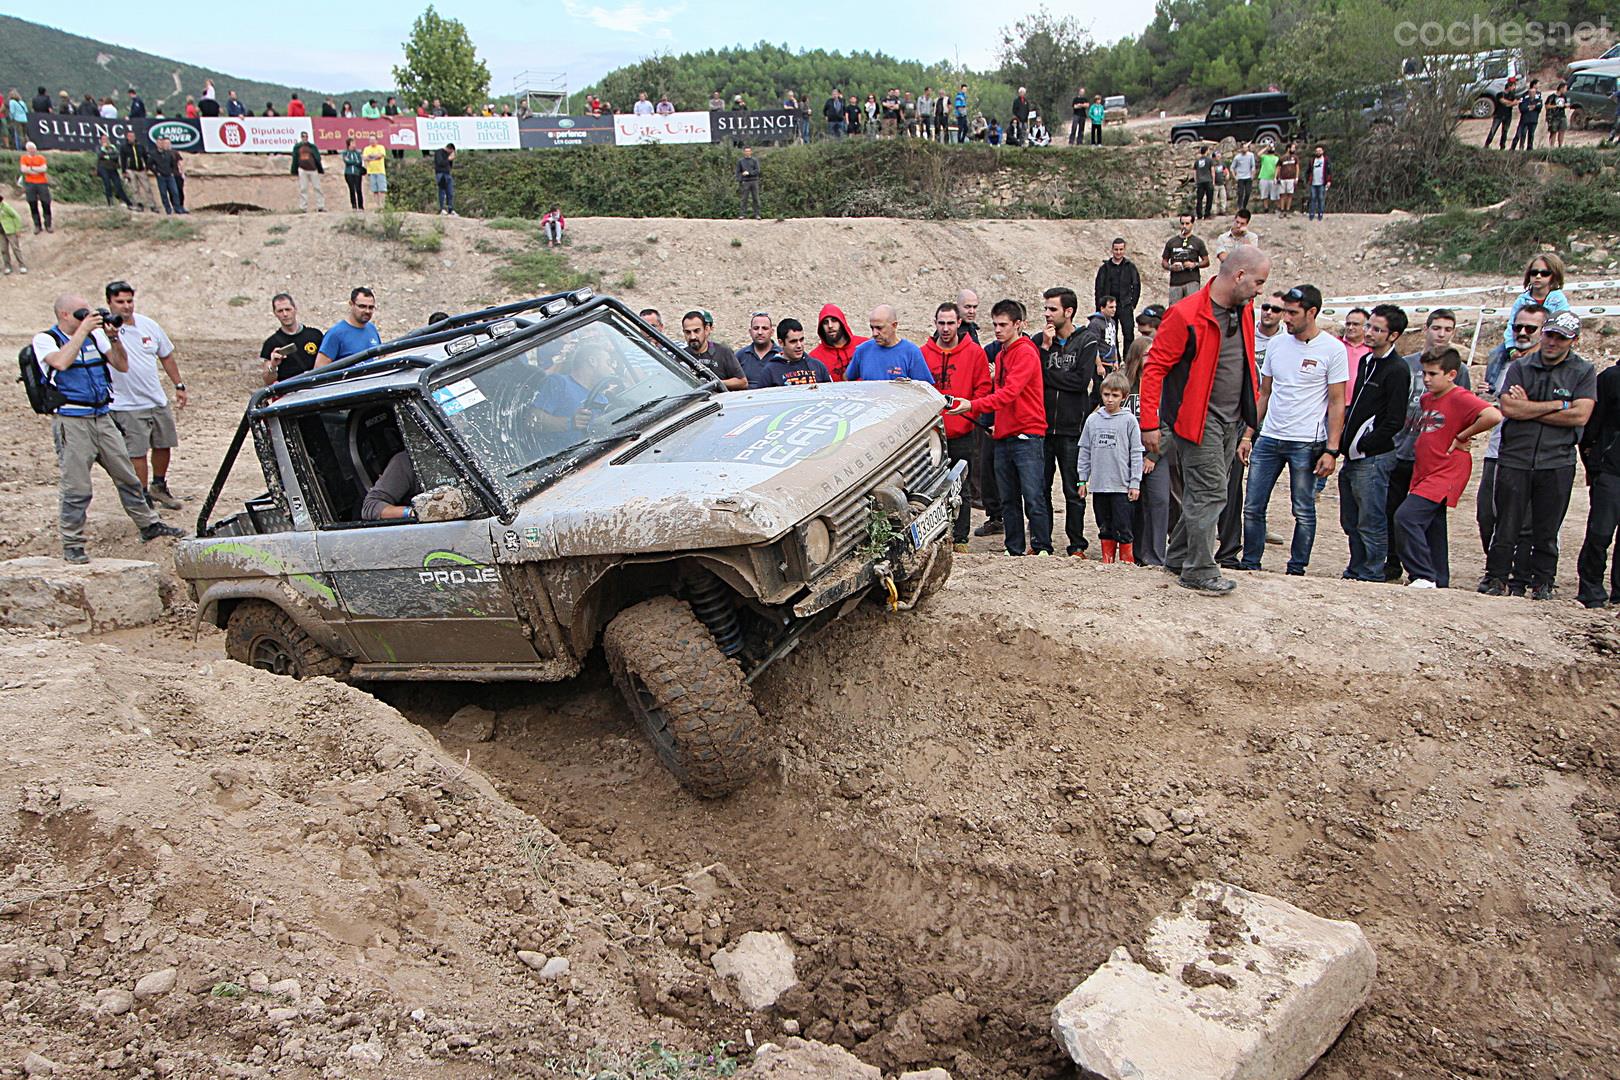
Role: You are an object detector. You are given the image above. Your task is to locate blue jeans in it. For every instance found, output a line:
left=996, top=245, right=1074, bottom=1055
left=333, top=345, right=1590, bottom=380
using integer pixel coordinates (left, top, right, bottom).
left=1307, top=184, right=1326, bottom=219
left=994, top=435, right=1052, bottom=555
left=155, top=174, right=181, bottom=214
left=1241, top=435, right=1323, bottom=574
left=827, top=120, right=846, bottom=139
left=1339, top=451, right=1396, bottom=581
left=436, top=172, right=454, bottom=212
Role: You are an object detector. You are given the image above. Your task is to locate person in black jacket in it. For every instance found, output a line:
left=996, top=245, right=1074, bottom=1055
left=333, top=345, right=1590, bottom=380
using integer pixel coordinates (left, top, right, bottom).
left=1010, top=87, right=1031, bottom=146
left=1576, top=361, right=1620, bottom=607
left=1338, top=303, right=1412, bottom=581
left=823, top=89, right=846, bottom=138
left=1095, top=238, right=1142, bottom=356
left=1038, top=287, right=1099, bottom=555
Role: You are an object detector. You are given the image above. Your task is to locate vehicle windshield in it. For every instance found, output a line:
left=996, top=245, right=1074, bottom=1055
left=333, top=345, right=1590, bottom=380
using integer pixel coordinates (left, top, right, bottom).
left=429, top=310, right=705, bottom=503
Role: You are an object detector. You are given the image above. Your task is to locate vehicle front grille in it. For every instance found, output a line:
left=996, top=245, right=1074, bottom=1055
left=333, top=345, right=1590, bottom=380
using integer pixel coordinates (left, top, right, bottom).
left=817, top=432, right=942, bottom=570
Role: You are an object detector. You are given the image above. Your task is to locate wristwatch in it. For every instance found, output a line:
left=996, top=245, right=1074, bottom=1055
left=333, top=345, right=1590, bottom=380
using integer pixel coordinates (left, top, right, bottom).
left=174, top=383, right=186, bottom=391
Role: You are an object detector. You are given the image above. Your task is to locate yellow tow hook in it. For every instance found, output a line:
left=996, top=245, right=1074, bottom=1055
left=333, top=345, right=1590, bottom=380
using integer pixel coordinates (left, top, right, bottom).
left=874, top=559, right=898, bottom=610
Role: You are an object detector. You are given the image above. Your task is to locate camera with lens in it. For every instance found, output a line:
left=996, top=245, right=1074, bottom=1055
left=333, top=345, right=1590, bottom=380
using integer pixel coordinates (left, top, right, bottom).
left=72, top=307, right=125, bottom=328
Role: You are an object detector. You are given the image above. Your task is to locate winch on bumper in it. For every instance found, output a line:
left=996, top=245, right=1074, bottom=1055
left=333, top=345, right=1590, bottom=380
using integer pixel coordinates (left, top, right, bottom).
left=790, top=457, right=966, bottom=618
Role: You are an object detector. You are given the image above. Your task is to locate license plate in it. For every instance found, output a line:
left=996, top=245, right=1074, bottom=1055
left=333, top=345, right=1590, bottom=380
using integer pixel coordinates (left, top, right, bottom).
left=908, top=497, right=952, bottom=550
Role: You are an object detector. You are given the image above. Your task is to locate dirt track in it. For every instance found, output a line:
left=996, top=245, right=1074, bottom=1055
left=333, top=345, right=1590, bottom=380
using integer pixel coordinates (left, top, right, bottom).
left=0, top=205, right=1617, bottom=1078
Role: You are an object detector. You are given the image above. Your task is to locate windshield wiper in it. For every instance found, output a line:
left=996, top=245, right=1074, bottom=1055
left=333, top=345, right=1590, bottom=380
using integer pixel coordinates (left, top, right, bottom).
left=609, top=390, right=709, bottom=428
left=506, top=431, right=639, bottom=479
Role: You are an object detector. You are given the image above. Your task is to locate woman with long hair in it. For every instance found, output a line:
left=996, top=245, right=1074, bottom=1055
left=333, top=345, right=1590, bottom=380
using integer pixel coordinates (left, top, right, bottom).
left=1502, top=252, right=1570, bottom=349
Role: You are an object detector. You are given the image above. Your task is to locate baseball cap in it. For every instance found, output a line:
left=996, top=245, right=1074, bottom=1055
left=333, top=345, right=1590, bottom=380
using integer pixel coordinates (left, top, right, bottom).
left=1544, top=311, right=1581, bottom=338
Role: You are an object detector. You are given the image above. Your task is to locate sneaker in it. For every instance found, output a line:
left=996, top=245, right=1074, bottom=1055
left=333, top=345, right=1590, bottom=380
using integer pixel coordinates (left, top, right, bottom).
left=149, top=478, right=183, bottom=510
left=1265, top=530, right=1285, bottom=545
left=1408, top=578, right=1438, bottom=590
left=139, top=522, right=185, bottom=542
left=1179, top=575, right=1237, bottom=595
left=1033, top=551, right=1052, bottom=557
left=2, top=268, right=9, bottom=275
left=1530, top=583, right=1556, bottom=601
left=17, top=267, right=25, bottom=274
left=973, top=519, right=1004, bottom=537
left=1477, top=577, right=1507, bottom=596
left=62, top=546, right=89, bottom=565
left=952, top=542, right=970, bottom=553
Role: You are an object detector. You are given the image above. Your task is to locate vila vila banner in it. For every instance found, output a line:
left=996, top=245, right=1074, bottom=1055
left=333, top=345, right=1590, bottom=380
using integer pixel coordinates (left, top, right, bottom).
left=200, top=116, right=314, bottom=153
left=613, top=111, right=711, bottom=146
left=416, top=115, right=520, bottom=150
left=311, top=115, right=420, bottom=152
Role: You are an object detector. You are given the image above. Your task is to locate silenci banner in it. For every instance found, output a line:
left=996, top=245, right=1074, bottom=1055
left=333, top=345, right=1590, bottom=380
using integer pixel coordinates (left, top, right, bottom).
left=24, top=112, right=144, bottom=151
left=711, top=109, right=800, bottom=142
left=518, top=115, right=615, bottom=149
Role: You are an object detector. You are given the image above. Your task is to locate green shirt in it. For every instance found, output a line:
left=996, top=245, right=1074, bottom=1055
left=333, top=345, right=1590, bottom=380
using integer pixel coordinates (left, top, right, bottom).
left=360, top=104, right=382, bottom=119
left=342, top=149, right=364, bottom=176
left=0, top=201, right=20, bottom=235
left=1258, top=153, right=1279, bottom=180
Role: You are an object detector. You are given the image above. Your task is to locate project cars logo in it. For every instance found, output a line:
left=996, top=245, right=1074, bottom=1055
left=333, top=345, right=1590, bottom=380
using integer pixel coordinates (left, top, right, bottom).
left=733, top=400, right=878, bottom=467
left=419, top=550, right=500, bottom=587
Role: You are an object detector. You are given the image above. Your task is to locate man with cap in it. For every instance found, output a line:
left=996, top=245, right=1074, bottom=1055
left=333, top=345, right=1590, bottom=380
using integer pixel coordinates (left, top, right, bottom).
left=1481, top=310, right=1597, bottom=598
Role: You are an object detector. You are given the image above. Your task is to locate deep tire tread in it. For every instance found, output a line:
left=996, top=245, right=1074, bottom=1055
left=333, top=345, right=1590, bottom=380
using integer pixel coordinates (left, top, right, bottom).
left=224, top=600, right=350, bottom=680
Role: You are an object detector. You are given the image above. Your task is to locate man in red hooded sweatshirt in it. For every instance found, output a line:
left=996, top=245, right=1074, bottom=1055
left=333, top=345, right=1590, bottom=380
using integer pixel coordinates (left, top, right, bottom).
left=948, top=299, right=1048, bottom=556
left=1140, top=244, right=1271, bottom=595
left=923, top=301, right=991, bottom=549
left=811, top=303, right=867, bottom=381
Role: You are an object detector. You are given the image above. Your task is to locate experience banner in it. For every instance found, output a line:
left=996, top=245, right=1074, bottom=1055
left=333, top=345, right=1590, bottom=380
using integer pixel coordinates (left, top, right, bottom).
left=518, top=115, right=615, bottom=148
left=200, top=116, right=314, bottom=152
left=416, top=115, right=520, bottom=150
left=310, top=115, right=420, bottom=152
left=613, top=110, right=711, bottom=145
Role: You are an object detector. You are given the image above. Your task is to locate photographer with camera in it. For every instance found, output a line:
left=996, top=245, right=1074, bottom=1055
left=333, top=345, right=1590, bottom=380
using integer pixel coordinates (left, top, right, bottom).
left=105, top=280, right=188, bottom=511
left=30, top=294, right=182, bottom=564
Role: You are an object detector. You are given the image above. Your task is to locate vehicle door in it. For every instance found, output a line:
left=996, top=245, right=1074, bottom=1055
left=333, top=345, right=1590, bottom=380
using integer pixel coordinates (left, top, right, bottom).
left=1205, top=100, right=1233, bottom=140
left=1569, top=73, right=1616, bottom=126
left=299, top=401, right=543, bottom=666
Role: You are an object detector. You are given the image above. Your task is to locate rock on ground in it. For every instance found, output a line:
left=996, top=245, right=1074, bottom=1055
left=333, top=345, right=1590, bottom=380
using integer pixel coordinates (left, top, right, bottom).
left=899, top=1070, right=953, bottom=1080
left=740, top=1037, right=880, bottom=1079
left=0, top=558, right=162, bottom=632
left=442, top=704, right=496, bottom=742
left=1052, top=880, right=1376, bottom=1080
left=712, top=931, right=798, bottom=1010
left=132, top=967, right=177, bottom=1000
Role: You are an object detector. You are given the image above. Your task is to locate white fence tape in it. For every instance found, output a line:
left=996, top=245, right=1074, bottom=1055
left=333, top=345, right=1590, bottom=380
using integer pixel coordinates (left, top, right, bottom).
left=1322, top=278, right=1620, bottom=305
left=1321, top=304, right=1620, bottom=318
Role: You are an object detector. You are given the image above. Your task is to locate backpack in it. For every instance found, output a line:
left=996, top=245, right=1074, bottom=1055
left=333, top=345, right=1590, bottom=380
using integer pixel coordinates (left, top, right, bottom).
left=17, top=327, right=106, bottom=415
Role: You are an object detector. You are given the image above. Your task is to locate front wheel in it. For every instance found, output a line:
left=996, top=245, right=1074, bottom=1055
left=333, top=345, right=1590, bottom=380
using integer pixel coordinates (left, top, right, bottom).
left=602, top=597, right=766, bottom=798
left=1469, top=96, right=1494, bottom=120
left=1172, top=133, right=1197, bottom=146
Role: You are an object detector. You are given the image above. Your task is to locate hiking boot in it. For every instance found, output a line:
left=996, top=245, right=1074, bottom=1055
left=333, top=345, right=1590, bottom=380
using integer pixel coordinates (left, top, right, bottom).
left=1579, top=597, right=1609, bottom=610
left=973, top=518, right=1003, bottom=537
left=1179, top=575, right=1237, bottom=595
left=139, top=522, right=185, bottom=542
left=1507, top=583, right=1527, bottom=598
left=952, top=542, right=970, bottom=553
left=149, top=478, right=183, bottom=510
left=1477, top=577, right=1507, bottom=596
left=1530, top=583, right=1556, bottom=601
left=63, top=546, right=89, bottom=565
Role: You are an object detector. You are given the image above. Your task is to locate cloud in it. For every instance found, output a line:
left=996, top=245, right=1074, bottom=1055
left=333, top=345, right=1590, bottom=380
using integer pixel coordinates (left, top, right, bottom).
left=561, top=0, right=684, bottom=35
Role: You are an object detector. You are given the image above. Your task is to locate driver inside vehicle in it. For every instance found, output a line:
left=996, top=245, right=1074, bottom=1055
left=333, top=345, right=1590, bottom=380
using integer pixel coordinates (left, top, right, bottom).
left=532, top=337, right=621, bottom=433
left=362, top=450, right=420, bottom=521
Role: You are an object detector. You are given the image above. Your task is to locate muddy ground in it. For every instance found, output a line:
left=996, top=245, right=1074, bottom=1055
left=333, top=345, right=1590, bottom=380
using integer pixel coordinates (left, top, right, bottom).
left=0, top=205, right=1616, bottom=1078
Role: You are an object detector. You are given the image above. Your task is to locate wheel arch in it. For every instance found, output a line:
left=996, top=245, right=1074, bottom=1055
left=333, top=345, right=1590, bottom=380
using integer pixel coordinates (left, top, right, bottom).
left=197, top=580, right=353, bottom=658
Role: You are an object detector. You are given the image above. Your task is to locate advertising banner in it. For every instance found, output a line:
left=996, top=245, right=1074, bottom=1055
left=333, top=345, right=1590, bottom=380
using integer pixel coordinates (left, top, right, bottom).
left=416, top=115, right=520, bottom=150
left=24, top=112, right=143, bottom=151
left=200, top=116, right=314, bottom=153
left=518, top=114, right=615, bottom=149
left=711, top=109, right=800, bottom=143
left=613, top=110, right=711, bottom=146
left=139, top=118, right=204, bottom=153
left=310, top=115, right=420, bottom=152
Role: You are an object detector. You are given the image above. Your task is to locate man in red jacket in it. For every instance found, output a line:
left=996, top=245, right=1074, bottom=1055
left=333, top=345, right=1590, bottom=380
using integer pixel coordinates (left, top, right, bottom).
left=1140, top=244, right=1271, bottom=593
left=949, top=299, right=1048, bottom=556
left=810, top=303, right=867, bottom=381
left=924, top=301, right=991, bottom=549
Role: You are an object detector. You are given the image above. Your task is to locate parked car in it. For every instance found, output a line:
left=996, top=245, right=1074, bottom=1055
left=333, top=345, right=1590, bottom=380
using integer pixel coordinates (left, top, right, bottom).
left=1169, top=92, right=1297, bottom=148
left=177, top=290, right=963, bottom=798
left=1569, top=43, right=1620, bottom=73
left=1403, top=49, right=1521, bottom=118
left=1567, top=67, right=1620, bottom=129
left=1310, top=84, right=1408, bottom=138
left=1103, top=94, right=1128, bottom=123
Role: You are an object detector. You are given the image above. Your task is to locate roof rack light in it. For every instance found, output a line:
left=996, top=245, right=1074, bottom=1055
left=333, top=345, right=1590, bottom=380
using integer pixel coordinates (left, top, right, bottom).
left=543, top=298, right=569, bottom=316
left=570, top=287, right=595, bottom=303
left=444, top=334, right=481, bottom=356
left=489, top=319, right=521, bottom=336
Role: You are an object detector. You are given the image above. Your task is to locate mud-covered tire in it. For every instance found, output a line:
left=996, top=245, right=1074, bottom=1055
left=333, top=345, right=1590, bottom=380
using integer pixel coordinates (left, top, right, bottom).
left=602, top=597, right=765, bottom=798
left=224, top=600, right=350, bottom=680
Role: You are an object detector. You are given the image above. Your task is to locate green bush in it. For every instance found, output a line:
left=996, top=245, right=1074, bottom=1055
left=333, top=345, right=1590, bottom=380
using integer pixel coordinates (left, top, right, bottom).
left=0, top=150, right=100, bottom=203
left=1389, top=177, right=1620, bottom=273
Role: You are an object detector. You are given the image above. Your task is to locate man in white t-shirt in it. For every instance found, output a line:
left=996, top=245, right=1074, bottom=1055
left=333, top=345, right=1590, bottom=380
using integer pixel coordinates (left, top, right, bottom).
left=632, top=92, right=654, bottom=116
left=1236, top=283, right=1347, bottom=575
left=105, top=281, right=188, bottom=510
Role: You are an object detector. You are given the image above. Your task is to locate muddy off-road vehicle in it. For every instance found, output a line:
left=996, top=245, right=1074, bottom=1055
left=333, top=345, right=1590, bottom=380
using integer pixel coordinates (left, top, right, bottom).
left=178, top=291, right=963, bottom=796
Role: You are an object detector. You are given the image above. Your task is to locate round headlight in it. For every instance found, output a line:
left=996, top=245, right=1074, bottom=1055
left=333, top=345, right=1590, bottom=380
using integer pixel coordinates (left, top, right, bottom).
left=927, top=429, right=945, bottom=468
left=804, top=518, right=833, bottom=566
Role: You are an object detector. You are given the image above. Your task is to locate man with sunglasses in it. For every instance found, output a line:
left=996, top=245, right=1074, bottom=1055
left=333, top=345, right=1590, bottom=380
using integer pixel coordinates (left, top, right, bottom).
left=1139, top=244, right=1271, bottom=594
left=1238, top=284, right=1347, bottom=576
left=1482, top=310, right=1596, bottom=599
left=1476, top=304, right=1546, bottom=567
left=1386, top=309, right=1470, bottom=581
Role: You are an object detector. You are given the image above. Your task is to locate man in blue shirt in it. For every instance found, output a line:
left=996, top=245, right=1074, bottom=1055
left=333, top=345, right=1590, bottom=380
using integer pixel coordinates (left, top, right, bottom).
left=316, top=287, right=382, bottom=366
left=736, top=311, right=783, bottom=389
left=844, top=306, right=934, bottom=383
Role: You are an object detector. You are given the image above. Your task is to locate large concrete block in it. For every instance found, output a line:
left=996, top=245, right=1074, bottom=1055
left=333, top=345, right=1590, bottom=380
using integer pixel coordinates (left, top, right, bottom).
left=1052, top=880, right=1375, bottom=1080
left=0, top=557, right=163, bottom=633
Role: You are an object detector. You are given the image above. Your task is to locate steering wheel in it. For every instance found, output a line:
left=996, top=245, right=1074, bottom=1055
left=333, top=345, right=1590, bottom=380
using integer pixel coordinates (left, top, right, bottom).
left=576, top=375, right=625, bottom=433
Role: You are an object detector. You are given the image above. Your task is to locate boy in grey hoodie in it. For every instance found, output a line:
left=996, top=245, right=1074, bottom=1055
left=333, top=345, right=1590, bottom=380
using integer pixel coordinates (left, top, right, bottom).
left=1077, top=370, right=1145, bottom=563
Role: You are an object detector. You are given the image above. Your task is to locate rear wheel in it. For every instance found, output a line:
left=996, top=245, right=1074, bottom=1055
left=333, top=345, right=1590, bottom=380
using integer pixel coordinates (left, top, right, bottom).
left=224, top=600, right=349, bottom=679
left=1172, top=133, right=1197, bottom=145
left=1255, top=129, right=1281, bottom=150
left=602, top=597, right=765, bottom=798
left=1470, top=96, right=1495, bottom=120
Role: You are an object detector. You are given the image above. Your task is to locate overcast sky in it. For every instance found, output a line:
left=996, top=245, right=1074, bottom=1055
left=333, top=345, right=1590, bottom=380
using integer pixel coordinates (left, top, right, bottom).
left=36, top=2, right=1154, bottom=96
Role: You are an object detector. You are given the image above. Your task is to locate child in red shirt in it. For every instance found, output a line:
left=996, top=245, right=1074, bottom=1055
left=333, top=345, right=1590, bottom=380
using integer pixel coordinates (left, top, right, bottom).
left=1395, top=347, right=1502, bottom=589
